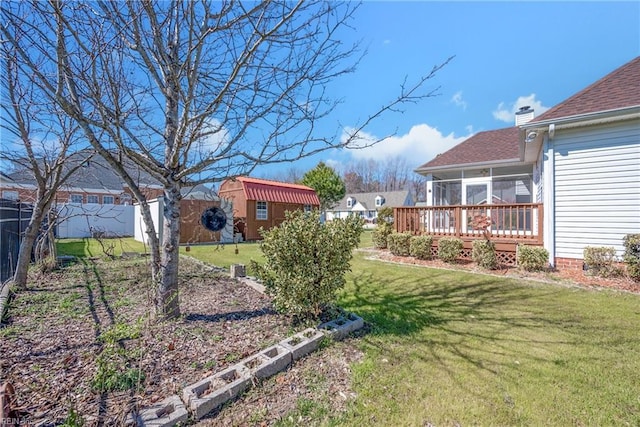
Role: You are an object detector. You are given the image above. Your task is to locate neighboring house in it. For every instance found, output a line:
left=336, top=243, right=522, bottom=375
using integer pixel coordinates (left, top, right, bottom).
left=218, top=176, right=320, bottom=241
left=0, top=149, right=164, bottom=205
left=326, top=191, right=414, bottom=225
left=0, top=150, right=224, bottom=240
left=398, top=56, right=640, bottom=269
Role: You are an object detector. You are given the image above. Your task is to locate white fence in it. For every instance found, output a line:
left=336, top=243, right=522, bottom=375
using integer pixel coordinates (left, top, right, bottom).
left=56, top=203, right=135, bottom=238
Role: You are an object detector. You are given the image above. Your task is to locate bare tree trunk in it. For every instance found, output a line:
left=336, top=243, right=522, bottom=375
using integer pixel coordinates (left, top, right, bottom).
left=12, top=207, right=41, bottom=288
left=158, top=183, right=181, bottom=318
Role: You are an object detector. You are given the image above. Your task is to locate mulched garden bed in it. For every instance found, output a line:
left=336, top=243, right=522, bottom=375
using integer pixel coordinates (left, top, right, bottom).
left=0, top=257, right=362, bottom=426
left=365, top=248, right=640, bottom=294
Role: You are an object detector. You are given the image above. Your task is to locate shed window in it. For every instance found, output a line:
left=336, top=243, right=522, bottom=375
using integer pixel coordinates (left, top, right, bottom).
left=303, top=204, right=312, bottom=213
left=70, top=194, right=83, bottom=204
left=256, top=201, right=268, bottom=220
left=87, top=195, right=99, bottom=204
left=103, top=195, right=115, bottom=205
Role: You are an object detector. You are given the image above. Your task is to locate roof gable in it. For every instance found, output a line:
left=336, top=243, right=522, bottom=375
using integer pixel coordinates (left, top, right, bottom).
left=532, top=56, right=640, bottom=122
left=416, top=127, right=520, bottom=171
left=236, top=177, right=320, bottom=205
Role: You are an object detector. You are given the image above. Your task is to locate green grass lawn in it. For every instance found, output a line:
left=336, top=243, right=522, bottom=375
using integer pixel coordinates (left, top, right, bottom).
left=56, top=233, right=640, bottom=425
left=338, top=253, right=640, bottom=426
left=57, top=237, right=148, bottom=258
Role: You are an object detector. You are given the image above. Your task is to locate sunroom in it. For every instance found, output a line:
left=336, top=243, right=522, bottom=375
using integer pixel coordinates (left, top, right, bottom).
left=395, top=126, right=543, bottom=264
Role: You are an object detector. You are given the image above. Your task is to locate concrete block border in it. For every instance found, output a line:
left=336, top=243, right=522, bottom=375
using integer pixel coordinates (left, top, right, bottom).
left=182, top=364, right=251, bottom=421
left=135, top=395, right=188, bottom=427
left=133, top=311, right=364, bottom=426
left=318, top=313, right=365, bottom=341
left=279, top=327, right=325, bottom=361
left=240, top=344, right=292, bottom=379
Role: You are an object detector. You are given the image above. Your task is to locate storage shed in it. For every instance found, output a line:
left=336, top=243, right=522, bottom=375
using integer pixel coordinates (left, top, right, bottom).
left=218, top=177, right=320, bottom=241
left=134, top=190, right=234, bottom=245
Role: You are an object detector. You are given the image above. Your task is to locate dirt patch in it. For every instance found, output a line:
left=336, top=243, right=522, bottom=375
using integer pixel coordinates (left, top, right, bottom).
left=364, top=248, right=640, bottom=294
left=0, top=257, right=362, bottom=426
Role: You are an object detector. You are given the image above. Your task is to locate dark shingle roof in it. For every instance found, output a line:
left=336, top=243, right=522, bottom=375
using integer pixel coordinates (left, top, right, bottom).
left=415, top=127, right=519, bottom=171
left=8, top=150, right=160, bottom=191
left=532, top=56, right=640, bottom=123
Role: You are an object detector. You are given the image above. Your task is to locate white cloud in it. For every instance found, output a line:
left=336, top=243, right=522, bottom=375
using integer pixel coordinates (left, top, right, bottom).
left=338, top=123, right=471, bottom=168
left=493, top=93, right=550, bottom=123
left=451, top=91, right=468, bottom=110
left=195, top=119, right=229, bottom=155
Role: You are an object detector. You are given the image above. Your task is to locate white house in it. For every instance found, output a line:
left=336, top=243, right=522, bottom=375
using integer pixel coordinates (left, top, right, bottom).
left=326, top=190, right=414, bottom=225
left=397, top=56, right=640, bottom=269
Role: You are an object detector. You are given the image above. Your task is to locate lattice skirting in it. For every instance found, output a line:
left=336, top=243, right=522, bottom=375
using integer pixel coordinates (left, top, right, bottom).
left=429, top=245, right=518, bottom=266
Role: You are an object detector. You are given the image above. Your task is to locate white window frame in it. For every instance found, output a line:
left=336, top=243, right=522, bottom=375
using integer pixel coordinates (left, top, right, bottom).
left=70, top=194, right=83, bottom=204
left=87, top=195, right=99, bottom=204
left=256, top=201, right=268, bottom=220
left=102, top=195, right=115, bottom=205
left=375, top=196, right=384, bottom=207
left=347, top=197, right=355, bottom=208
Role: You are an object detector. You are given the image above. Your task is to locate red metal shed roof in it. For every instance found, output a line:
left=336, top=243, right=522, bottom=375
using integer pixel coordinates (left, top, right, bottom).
left=237, top=177, right=320, bottom=205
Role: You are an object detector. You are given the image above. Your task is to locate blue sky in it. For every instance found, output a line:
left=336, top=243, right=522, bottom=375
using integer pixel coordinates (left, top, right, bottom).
left=257, top=1, right=640, bottom=177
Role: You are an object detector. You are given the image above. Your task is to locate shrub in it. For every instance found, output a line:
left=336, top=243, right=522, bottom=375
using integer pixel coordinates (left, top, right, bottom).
left=372, top=223, right=393, bottom=249
left=623, top=234, right=640, bottom=281
left=372, top=206, right=394, bottom=249
left=251, top=210, right=363, bottom=320
left=410, top=235, right=433, bottom=260
left=472, top=240, right=497, bottom=270
left=387, top=232, right=413, bottom=257
left=438, top=237, right=463, bottom=263
left=517, top=245, right=549, bottom=272
left=583, top=246, right=621, bottom=277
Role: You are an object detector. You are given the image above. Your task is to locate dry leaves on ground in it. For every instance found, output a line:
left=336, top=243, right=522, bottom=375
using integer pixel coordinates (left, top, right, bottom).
left=0, top=257, right=362, bottom=426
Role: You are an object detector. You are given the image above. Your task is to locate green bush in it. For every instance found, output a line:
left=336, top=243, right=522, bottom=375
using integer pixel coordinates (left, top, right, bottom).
left=472, top=240, right=497, bottom=270
left=623, top=234, right=640, bottom=281
left=583, top=246, right=621, bottom=277
left=372, top=206, right=394, bottom=249
left=517, top=245, right=549, bottom=272
left=410, top=235, right=433, bottom=260
left=252, top=210, right=363, bottom=320
left=438, top=237, right=463, bottom=263
left=387, top=232, right=413, bottom=257
left=372, top=223, right=393, bottom=249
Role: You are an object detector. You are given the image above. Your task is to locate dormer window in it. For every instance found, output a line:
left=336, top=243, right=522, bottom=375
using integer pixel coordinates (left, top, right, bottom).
left=375, top=195, right=385, bottom=207
left=346, top=197, right=355, bottom=208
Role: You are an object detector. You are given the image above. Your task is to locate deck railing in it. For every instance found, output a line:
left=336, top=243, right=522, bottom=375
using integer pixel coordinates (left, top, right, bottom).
left=394, top=203, right=543, bottom=244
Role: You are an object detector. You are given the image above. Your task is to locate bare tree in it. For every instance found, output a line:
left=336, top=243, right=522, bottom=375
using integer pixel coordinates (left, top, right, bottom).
left=0, top=46, right=92, bottom=289
left=341, top=157, right=426, bottom=201
left=1, top=1, right=450, bottom=318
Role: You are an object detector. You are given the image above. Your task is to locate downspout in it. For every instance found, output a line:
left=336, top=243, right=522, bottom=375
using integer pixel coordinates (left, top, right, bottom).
left=543, top=130, right=555, bottom=267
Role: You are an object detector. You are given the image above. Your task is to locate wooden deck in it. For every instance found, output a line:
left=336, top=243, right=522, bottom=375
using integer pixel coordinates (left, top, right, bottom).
left=394, top=203, right=543, bottom=265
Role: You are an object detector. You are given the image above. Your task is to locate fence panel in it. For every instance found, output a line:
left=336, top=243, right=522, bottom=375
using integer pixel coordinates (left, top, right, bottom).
left=0, top=199, right=33, bottom=283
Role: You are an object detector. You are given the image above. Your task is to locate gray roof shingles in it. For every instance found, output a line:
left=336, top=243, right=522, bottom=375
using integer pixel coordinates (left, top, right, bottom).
left=329, top=190, right=412, bottom=211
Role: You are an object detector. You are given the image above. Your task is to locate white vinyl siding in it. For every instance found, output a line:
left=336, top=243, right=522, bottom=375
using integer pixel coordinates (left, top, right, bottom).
left=553, top=120, right=640, bottom=259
